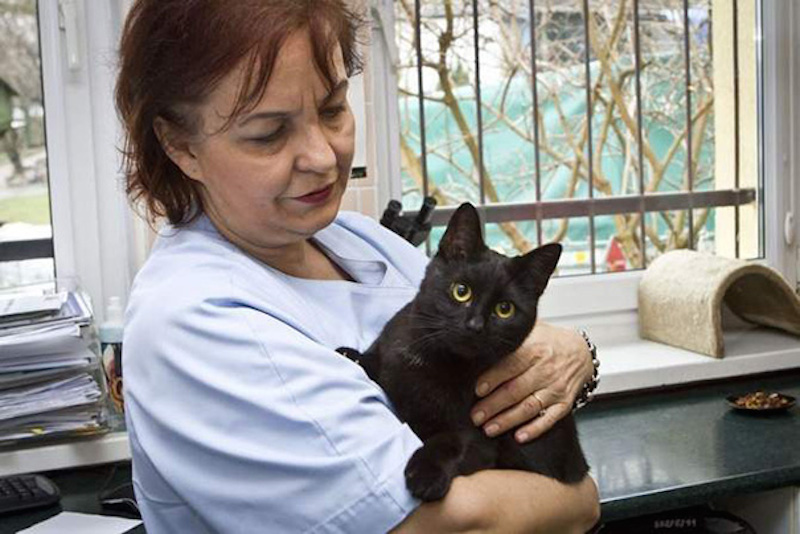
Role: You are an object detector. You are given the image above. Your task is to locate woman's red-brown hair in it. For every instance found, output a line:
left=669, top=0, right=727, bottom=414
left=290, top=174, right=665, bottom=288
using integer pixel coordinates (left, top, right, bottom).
left=115, top=0, right=364, bottom=225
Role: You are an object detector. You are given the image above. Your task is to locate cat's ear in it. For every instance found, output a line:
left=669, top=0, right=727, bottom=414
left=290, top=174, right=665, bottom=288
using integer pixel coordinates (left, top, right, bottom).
left=437, top=203, right=485, bottom=261
left=512, top=242, right=562, bottom=295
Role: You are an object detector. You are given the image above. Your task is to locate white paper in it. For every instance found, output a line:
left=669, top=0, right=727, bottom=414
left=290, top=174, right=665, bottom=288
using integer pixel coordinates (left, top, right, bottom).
left=0, top=406, right=102, bottom=442
left=0, top=348, right=95, bottom=369
left=0, top=373, right=102, bottom=421
left=18, top=512, right=142, bottom=534
left=0, top=292, right=64, bottom=318
left=0, top=291, right=92, bottom=334
left=0, top=365, right=91, bottom=390
left=0, top=323, right=86, bottom=359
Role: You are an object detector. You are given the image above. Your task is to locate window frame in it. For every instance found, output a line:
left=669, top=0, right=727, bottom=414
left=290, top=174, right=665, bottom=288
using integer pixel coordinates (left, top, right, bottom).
left=37, top=0, right=138, bottom=321
left=762, top=0, right=799, bottom=293
left=368, top=0, right=797, bottom=322
left=30, top=0, right=800, bottom=352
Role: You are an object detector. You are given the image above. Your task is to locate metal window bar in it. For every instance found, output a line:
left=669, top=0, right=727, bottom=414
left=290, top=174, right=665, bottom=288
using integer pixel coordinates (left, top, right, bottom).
left=0, top=239, right=54, bottom=263
left=683, top=0, right=695, bottom=250
left=633, top=0, right=647, bottom=268
left=756, top=0, right=765, bottom=260
left=409, top=2, right=753, bottom=266
left=472, top=0, right=486, bottom=208
left=529, top=0, right=544, bottom=248
left=414, top=0, right=429, bottom=198
left=733, top=0, right=741, bottom=259
left=582, top=0, right=596, bottom=273
left=408, top=188, right=756, bottom=227
left=413, top=0, right=431, bottom=255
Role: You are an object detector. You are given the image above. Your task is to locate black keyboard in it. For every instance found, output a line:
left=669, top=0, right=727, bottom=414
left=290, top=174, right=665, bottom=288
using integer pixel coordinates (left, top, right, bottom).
left=0, top=474, right=60, bottom=515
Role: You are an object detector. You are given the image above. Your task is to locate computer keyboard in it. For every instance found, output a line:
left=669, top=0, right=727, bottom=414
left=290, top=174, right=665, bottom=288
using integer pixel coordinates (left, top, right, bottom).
left=0, top=474, right=60, bottom=515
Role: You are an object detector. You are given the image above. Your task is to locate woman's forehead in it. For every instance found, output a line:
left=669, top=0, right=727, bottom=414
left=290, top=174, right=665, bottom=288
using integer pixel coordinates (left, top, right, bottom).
left=205, top=30, right=347, bottom=123
left=260, top=34, right=347, bottom=101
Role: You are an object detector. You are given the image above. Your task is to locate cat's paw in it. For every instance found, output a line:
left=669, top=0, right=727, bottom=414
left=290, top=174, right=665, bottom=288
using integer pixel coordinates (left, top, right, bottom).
left=404, top=449, right=453, bottom=502
left=335, top=347, right=362, bottom=365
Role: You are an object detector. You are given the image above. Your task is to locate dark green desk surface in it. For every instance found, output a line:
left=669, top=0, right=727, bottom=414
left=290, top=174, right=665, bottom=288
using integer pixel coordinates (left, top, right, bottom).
left=2, top=371, right=799, bottom=531
left=577, top=370, right=800, bottom=522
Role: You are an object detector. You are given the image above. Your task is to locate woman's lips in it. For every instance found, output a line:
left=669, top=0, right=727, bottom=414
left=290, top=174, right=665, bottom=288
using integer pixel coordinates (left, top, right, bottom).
left=294, top=183, right=334, bottom=205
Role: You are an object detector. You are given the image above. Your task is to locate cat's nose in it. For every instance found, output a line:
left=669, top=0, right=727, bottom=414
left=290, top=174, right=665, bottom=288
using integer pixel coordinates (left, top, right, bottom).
left=466, top=316, right=484, bottom=333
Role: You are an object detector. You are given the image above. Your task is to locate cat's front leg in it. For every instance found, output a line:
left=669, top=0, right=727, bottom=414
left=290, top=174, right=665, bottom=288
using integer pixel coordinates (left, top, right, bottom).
left=405, top=430, right=496, bottom=502
left=336, top=346, right=380, bottom=381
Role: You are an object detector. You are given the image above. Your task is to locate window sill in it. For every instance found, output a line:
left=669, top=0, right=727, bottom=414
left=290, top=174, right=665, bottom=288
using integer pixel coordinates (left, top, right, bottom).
left=554, top=310, right=800, bottom=396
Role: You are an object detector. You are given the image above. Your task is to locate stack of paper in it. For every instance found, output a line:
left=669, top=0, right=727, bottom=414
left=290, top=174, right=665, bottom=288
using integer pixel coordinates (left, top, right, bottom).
left=0, top=289, right=92, bottom=333
left=0, top=324, right=95, bottom=372
left=0, top=288, right=107, bottom=445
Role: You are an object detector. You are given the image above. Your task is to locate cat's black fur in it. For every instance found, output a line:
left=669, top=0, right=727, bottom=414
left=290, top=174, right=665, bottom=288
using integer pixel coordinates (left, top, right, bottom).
left=340, top=202, right=588, bottom=502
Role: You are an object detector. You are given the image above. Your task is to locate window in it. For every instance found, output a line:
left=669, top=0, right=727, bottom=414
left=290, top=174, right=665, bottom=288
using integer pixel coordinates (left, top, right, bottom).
left=0, top=0, right=138, bottom=322
left=392, top=0, right=762, bottom=279
left=0, top=0, right=55, bottom=288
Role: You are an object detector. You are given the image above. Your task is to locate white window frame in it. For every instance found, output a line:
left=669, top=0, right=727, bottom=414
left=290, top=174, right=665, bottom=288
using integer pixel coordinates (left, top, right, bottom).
left=35, top=0, right=800, bottom=365
left=39, top=0, right=141, bottom=322
left=369, top=0, right=797, bottom=316
left=766, top=0, right=800, bottom=291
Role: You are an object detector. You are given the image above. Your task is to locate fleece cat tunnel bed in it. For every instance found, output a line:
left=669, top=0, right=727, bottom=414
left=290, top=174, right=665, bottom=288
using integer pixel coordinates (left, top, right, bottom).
left=638, top=250, right=800, bottom=358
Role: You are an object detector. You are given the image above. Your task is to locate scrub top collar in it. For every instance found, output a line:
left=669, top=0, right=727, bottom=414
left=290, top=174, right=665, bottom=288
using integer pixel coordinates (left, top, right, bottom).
left=182, top=212, right=394, bottom=287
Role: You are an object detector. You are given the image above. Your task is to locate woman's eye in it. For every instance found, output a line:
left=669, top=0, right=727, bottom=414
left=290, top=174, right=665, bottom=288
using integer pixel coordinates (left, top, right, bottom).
left=450, top=282, right=472, bottom=303
left=494, top=301, right=515, bottom=319
left=320, top=105, right=346, bottom=120
left=251, top=125, right=286, bottom=145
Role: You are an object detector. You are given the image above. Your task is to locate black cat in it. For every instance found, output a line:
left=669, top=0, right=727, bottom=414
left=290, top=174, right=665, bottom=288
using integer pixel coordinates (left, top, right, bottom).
left=339, top=202, right=588, bottom=502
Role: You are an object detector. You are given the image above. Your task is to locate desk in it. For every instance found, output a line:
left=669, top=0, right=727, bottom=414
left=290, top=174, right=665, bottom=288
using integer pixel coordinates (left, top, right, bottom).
left=0, top=463, right=143, bottom=534
left=2, top=371, right=799, bottom=532
left=579, top=370, right=800, bottom=522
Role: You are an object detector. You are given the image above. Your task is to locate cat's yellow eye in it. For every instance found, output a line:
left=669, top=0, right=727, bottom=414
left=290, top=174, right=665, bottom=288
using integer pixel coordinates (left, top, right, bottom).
left=450, top=282, right=472, bottom=303
left=494, top=301, right=515, bottom=319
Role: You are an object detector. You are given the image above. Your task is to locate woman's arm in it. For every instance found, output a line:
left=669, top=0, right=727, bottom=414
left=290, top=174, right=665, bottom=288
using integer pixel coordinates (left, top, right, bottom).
left=125, top=290, right=429, bottom=533
left=392, top=472, right=600, bottom=534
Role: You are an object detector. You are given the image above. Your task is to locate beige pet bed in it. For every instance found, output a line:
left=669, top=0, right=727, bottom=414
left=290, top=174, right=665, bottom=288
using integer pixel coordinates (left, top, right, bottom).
left=638, top=250, right=800, bottom=357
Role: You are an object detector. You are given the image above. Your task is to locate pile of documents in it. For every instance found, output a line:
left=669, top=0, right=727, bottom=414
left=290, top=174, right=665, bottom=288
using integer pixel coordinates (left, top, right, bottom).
left=0, top=288, right=107, bottom=445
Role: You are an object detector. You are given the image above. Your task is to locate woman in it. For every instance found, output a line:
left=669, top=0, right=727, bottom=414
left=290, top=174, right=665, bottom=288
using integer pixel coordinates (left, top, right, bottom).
left=116, top=1, right=600, bottom=532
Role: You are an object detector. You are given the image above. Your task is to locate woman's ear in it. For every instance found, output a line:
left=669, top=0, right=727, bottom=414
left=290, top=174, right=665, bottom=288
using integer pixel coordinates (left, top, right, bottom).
left=153, top=117, right=204, bottom=182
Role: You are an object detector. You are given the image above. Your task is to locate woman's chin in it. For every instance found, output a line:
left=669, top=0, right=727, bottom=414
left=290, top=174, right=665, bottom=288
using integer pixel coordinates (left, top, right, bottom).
left=295, top=194, right=343, bottom=235
left=315, top=183, right=346, bottom=225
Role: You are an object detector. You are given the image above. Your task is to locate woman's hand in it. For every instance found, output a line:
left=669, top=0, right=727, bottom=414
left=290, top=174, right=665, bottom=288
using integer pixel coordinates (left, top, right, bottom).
left=470, top=322, right=593, bottom=443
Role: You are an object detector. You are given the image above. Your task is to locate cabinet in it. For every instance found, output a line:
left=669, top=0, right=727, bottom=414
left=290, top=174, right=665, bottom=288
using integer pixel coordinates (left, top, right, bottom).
left=714, top=488, right=800, bottom=534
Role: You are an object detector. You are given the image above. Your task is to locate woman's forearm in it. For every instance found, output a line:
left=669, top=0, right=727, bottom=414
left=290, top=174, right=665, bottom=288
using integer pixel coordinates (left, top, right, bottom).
left=471, top=470, right=600, bottom=533
left=392, top=470, right=600, bottom=534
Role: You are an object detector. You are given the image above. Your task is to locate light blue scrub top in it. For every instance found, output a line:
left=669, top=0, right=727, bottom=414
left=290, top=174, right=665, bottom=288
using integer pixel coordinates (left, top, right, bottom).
left=123, top=211, right=428, bottom=533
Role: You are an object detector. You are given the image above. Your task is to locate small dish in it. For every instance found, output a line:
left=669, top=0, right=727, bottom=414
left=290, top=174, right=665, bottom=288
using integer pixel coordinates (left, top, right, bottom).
left=726, top=391, right=796, bottom=413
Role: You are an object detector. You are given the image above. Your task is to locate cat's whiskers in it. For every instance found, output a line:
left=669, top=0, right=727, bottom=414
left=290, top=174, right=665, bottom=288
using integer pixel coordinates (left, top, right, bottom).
left=404, top=310, right=444, bottom=324
left=407, top=324, right=467, bottom=357
left=405, top=322, right=462, bottom=354
left=406, top=329, right=448, bottom=352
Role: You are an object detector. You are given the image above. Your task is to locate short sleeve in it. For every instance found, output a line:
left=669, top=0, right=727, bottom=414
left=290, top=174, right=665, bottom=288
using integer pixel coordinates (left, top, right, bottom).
left=124, top=287, right=422, bottom=534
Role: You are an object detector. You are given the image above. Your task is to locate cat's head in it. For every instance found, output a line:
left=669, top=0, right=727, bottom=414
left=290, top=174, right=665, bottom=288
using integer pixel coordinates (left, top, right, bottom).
left=416, top=203, right=561, bottom=365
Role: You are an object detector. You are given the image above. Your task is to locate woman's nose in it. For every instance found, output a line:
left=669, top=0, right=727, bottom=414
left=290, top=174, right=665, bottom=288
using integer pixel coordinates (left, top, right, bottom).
left=295, top=124, right=337, bottom=175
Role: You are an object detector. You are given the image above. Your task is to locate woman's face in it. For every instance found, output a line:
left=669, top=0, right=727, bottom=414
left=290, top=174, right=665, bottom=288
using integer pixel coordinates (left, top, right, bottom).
left=168, top=29, right=355, bottom=259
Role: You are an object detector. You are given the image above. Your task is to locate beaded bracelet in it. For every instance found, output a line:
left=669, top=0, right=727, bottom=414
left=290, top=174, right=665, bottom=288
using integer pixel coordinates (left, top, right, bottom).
left=573, top=329, right=600, bottom=411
